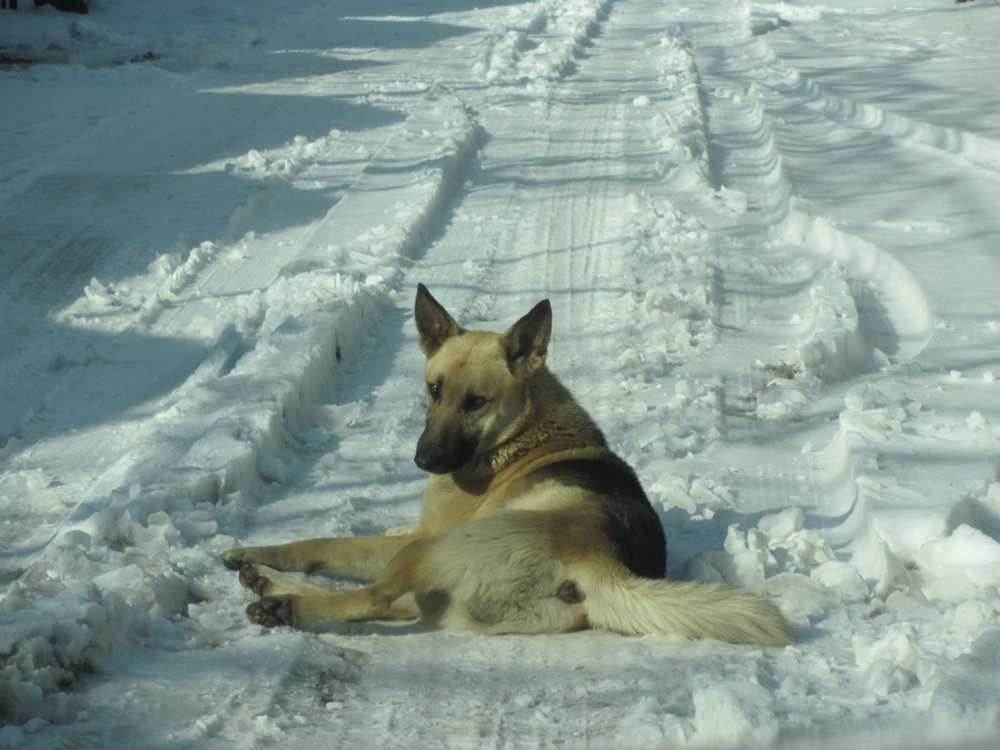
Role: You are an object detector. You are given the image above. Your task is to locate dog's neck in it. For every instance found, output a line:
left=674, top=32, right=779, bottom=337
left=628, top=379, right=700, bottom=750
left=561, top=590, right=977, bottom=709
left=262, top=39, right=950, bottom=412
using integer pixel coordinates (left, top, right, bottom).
left=481, top=368, right=606, bottom=477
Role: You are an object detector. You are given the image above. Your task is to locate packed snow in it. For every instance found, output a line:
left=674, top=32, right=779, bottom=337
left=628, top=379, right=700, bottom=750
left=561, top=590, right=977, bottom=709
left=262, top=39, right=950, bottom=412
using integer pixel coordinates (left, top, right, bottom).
left=1, top=0, right=1000, bottom=747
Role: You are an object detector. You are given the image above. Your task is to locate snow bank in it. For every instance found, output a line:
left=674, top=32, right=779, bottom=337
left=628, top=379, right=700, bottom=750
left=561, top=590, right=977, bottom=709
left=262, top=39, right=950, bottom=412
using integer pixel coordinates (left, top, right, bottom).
left=1, top=584, right=150, bottom=725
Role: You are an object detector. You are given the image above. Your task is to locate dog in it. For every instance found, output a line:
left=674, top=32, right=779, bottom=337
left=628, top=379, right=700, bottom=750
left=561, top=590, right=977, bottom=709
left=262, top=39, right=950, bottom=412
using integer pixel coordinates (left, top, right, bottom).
left=221, top=284, right=795, bottom=646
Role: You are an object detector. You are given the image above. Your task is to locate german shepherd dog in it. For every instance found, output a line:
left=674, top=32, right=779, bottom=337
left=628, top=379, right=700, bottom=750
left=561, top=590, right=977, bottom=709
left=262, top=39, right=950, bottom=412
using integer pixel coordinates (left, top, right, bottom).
left=221, top=285, right=795, bottom=646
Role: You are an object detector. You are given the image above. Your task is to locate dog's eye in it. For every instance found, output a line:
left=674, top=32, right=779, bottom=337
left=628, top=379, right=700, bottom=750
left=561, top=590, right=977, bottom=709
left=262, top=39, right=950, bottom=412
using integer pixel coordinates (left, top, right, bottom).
left=428, top=382, right=441, bottom=398
left=464, top=396, right=487, bottom=411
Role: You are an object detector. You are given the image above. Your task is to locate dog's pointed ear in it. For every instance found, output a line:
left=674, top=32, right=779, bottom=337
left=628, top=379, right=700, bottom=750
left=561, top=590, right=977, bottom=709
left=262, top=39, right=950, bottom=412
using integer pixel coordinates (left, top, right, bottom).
left=415, top=283, right=460, bottom=356
left=500, top=299, right=552, bottom=375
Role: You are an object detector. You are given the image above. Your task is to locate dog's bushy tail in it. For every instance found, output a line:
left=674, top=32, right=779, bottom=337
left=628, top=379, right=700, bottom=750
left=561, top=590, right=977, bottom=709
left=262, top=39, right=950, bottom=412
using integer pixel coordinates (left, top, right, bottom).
left=582, top=574, right=796, bottom=647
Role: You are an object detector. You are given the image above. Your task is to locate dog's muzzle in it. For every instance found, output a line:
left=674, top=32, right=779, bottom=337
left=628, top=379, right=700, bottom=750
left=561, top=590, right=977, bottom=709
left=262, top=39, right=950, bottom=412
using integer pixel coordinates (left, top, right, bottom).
left=414, top=430, right=475, bottom=475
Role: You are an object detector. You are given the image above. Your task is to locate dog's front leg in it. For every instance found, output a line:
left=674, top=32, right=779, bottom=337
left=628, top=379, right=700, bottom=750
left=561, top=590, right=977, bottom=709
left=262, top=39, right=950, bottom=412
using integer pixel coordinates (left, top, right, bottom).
left=221, top=534, right=419, bottom=581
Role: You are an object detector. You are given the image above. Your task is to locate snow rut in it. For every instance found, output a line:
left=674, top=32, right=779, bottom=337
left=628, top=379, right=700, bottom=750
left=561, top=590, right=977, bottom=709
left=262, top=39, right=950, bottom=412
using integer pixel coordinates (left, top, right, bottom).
left=739, top=34, right=1000, bottom=176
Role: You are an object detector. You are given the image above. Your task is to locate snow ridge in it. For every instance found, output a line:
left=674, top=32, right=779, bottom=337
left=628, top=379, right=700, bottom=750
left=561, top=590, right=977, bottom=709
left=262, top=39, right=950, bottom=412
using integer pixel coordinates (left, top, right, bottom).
left=475, top=0, right=611, bottom=84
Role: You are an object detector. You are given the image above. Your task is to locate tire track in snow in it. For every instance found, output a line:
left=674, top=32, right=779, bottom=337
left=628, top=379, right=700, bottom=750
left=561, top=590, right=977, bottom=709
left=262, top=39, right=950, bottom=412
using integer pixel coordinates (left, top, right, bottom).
left=247, top=2, right=782, bottom=745
left=676, top=6, right=860, bottom=526
left=683, top=3, right=934, bottom=384
left=738, top=33, right=1000, bottom=177
left=0, top=95, right=483, bottom=727
left=675, top=6, right=1000, bottom=723
left=0, top=82, right=400, bottom=442
left=675, top=0, right=944, bottom=600
left=0, top=0, right=627, bottom=732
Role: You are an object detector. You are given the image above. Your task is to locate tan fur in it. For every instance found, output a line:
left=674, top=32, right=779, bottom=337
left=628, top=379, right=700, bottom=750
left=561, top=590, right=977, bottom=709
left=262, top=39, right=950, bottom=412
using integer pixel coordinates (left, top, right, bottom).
left=222, top=286, right=796, bottom=646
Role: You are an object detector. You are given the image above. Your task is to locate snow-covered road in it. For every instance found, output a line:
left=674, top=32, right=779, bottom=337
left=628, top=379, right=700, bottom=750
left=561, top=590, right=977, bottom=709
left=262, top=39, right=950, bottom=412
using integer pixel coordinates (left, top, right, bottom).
left=2, top=1, right=1000, bottom=747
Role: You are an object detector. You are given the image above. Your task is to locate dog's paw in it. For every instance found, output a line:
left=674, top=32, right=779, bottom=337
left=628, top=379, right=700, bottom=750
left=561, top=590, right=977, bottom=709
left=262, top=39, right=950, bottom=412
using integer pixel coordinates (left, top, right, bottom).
left=238, top=563, right=271, bottom=597
left=220, top=548, right=249, bottom=570
left=246, top=596, right=295, bottom=628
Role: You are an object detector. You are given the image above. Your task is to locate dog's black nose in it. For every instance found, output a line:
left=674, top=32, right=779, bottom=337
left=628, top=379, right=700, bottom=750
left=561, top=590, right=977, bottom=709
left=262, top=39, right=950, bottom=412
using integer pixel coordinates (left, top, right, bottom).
left=414, top=448, right=455, bottom=474
left=414, top=438, right=445, bottom=473
left=413, top=450, right=433, bottom=472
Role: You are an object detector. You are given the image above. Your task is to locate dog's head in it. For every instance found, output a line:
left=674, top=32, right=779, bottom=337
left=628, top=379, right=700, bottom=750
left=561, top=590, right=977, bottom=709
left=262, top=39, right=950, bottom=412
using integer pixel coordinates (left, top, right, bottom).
left=412, top=283, right=551, bottom=474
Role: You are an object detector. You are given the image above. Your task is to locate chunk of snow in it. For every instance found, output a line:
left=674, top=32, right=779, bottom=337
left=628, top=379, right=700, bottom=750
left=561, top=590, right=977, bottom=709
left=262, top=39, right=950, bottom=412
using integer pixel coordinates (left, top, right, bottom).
left=756, top=508, right=805, bottom=543
left=810, top=561, right=869, bottom=600
left=966, top=411, right=989, bottom=432
left=690, top=682, right=778, bottom=749
left=257, top=455, right=288, bottom=484
left=915, top=525, right=1000, bottom=601
left=21, top=470, right=53, bottom=492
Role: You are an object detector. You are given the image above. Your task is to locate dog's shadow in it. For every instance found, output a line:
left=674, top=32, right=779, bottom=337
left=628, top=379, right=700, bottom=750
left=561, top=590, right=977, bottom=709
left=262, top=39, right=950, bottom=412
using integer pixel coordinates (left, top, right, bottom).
left=657, top=505, right=831, bottom=643
left=314, top=619, right=438, bottom=637
left=657, top=505, right=740, bottom=581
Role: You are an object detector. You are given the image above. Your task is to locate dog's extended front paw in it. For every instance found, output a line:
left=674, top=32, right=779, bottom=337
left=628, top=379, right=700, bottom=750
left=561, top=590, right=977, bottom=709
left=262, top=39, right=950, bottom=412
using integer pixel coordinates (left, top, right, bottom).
left=220, top=548, right=250, bottom=570
left=238, top=563, right=272, bottom=597
left=246, top=597, right=295, bottom=628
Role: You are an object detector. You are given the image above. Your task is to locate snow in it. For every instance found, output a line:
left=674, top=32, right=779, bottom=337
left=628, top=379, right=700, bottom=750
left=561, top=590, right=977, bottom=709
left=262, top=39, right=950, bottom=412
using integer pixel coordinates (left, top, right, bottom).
left=1, top=0, right=1000, bottom=746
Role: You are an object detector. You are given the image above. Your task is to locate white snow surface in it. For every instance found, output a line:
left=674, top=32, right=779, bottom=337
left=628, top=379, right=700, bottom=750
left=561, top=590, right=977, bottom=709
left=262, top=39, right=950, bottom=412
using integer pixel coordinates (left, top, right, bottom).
left=1, top=0, right=1000, bottom=747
